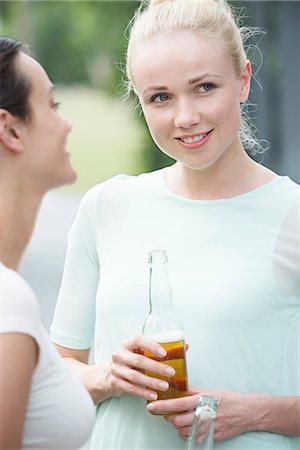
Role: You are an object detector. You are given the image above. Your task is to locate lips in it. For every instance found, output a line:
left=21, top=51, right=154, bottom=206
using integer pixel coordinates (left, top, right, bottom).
left=180, top=132, right=209, bottom=144
left=176, top=130, right=213, bottom=148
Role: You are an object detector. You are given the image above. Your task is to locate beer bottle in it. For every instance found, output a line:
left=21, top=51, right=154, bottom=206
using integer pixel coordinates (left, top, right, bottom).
left=185, top=395, right=218, bottom=450
left=143, top=249, right=188, bottom=411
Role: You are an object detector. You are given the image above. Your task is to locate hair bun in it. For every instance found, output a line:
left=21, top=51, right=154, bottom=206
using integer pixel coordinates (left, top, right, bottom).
left=150, top=0, right=225, bottom=3
left=149, top=0, right=226, bottom=8
left=149, top=0, right=173, bottom=5
left=150, top=0, right=167, bottom=4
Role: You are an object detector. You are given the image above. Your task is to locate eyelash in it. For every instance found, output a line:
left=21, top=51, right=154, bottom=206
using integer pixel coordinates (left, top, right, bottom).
left=52, top=101, right=60, bottom=110
left=151, top=94, right=170, bottom=104
left=197, top=82, right=216, bottom=93
left=150, top=82, right=216, bottom=104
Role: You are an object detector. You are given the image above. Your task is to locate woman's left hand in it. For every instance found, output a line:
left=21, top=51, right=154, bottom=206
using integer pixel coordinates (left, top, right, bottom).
left=146, top=387, right=256, bottom=442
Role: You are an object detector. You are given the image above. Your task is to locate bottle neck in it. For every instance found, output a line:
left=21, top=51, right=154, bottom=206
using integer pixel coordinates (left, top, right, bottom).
left=149, top=263, right=174, bottom=312
left=185, top=396, right=218, bottom=450
left=144, top=250, right=183, bottom=337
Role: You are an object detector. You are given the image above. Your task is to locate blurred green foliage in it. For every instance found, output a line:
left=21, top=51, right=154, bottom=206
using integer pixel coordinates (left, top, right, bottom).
left=1, top=1, right=135, bottom=90
left=57, top=86, right=146, bottom=191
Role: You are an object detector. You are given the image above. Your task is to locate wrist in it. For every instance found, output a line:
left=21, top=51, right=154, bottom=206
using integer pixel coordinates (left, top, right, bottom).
left=246, top=394, right=269, bottom=432
left=249, top=394, right=300, bottom=435
left=81, top=363, right=112, bottom=404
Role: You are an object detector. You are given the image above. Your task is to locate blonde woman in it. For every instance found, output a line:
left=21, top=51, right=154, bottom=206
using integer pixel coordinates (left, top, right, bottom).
left=0, top=37, right=95, bottom=449
left=50, top=1, right=300, bottom=449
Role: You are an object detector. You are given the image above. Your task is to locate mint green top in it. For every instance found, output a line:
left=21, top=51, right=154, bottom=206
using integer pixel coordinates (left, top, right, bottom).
left=51, top=169, right=300, bottom=450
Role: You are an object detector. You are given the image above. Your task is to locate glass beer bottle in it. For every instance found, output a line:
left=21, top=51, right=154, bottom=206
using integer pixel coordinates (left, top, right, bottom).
left=185, top=395, right=218, bottom=450
left=142, top=249, right=188, bottom=413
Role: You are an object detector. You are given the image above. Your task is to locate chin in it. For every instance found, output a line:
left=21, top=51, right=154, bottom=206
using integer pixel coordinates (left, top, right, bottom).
left=178, top=160, right=213, bottom=172
left=52, top=168, right=78, bottom=190
left=63, top=168, right=78, bottom=186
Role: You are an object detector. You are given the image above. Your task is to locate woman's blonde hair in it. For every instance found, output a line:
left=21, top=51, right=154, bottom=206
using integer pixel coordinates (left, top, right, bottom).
left=124, top=0, right=268, bottom=155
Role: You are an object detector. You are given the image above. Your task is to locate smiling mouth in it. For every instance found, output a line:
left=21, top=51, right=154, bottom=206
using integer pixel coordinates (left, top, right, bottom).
left=178, top=131, right=212, bottom=144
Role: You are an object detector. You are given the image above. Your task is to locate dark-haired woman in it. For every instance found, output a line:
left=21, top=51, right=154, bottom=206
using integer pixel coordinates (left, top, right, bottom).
left=0, top=37, right=95, bottom=449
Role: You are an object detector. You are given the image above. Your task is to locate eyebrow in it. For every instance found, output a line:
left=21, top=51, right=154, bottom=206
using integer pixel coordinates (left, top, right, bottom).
left=49, top=85, right=55, bottom=95
left=143, top=85, right=168, bottom=96
left=143, top=73, right=223, bottom=95
left=188, top=73, right=223, bottom=85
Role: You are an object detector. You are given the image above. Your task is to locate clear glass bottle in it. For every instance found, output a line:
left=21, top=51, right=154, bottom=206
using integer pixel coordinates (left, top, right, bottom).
left=185, top=395, right=218, bottom=450
left=142, top=250, right=188, bottom=411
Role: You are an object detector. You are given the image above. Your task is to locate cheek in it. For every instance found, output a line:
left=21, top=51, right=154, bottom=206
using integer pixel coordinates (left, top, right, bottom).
left=143, top=109, right=170, bottom=141
left=212, top=94, right=241, bottom=128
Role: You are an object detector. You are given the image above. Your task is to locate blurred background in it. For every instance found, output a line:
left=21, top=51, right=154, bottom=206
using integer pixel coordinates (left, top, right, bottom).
left=1, top=1, right=299, bottom=328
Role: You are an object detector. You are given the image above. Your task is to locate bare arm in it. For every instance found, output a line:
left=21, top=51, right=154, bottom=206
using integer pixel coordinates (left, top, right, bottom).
left=55, top=336, right=176, bottom=405
left=0, top=333, right=38, bottom=450
left=247, top=394, right=300, bottom=436
left=147, top=388, right=300, bottom=441
left=54, top=344, right=114, bottom=404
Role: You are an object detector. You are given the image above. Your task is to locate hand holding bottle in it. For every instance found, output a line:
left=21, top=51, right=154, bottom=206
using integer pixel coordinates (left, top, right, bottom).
left=147, top=388, right=262, bottom=443
left=104, top=335, right=176, bottom=401
left=94, top=250, right=188, bottom=405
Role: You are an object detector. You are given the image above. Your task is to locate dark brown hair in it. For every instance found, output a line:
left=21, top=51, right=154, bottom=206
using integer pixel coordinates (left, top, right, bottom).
left=0, top=37, right=31, bottom=120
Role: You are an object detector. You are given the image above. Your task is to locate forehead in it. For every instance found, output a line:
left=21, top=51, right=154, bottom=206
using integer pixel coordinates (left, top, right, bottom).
left=17, top=52, right=53, bottom=100
left=131, top=30, right=234, bottom=89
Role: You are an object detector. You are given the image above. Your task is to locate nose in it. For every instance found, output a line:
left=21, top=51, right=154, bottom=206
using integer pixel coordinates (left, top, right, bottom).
left=63, top=114, right=72, bottom=133
left=174, top=98, right=200, bottom=129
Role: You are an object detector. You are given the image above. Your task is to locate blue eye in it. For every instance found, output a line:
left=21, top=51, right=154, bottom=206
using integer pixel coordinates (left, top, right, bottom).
left=198, top=83, right=215, bottom=93
left=152, top=94, right=170, bottom=103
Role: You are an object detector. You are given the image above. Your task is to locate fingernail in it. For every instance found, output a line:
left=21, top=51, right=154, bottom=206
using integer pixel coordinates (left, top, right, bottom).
left=148, top=393, right=158, bottom=400
left=165, top=367, right=176, bottom=376
left=158, top=381, right=169, bottom=390
left=147, top=402, right=155, bottom=410
left=157, top=348, right=167, bottom=357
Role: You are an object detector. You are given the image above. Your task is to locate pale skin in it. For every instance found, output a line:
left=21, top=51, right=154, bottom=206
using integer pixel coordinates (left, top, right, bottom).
left=56, top=29, right=300, bottom=443
left=0, top=51, right=76, bottom=449
left=55, top=339, right=174, bottom=405
left=147, top=389, right=300, bottom=441
left=0, top=334, right=38, bottom=449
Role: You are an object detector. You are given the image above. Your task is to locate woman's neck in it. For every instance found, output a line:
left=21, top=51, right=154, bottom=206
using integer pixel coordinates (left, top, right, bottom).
left=166, top=150, right=276, bottom=200
left=0, top=185, right=43, bottom=271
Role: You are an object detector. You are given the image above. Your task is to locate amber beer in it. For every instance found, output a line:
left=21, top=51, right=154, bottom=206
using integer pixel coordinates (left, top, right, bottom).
left=144, top=329, right=188, bottom=410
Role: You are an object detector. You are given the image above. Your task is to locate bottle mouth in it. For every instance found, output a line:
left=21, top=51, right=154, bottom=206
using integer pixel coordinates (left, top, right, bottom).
left=148, top=249, right=168, bottom=266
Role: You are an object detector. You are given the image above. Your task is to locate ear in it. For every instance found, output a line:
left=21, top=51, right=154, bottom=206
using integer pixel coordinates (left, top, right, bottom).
left=0, top=109, right=25, bottom=153
left=239, top=60, right=252, bottom=103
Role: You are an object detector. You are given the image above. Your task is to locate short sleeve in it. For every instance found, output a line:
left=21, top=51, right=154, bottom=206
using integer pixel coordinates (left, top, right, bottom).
left=50, top=175, right=128, bottom=349
left=1, top=264, right=42, bottom=346
left=50, top=186, right=99, bottom=349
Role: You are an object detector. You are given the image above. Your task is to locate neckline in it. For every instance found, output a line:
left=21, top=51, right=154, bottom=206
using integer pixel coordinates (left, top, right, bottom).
left=158, top=168, right=286, bottom=204
left=0, top=261, right=13, bottom=271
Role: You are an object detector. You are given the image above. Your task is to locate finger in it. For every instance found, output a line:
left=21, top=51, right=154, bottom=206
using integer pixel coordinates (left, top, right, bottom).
left=179, top=427, right=190, bottom=440
left=147, top=393, right=198, bottom=414
left=112, top=364, right=170, bottom=392
left=165, top=411, right=195, bottom=428
left=110, top=375, right=159, bottom=401
left=123, top=336, right=167, bottom=359
left=112, top=349, right=176, bottom=378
